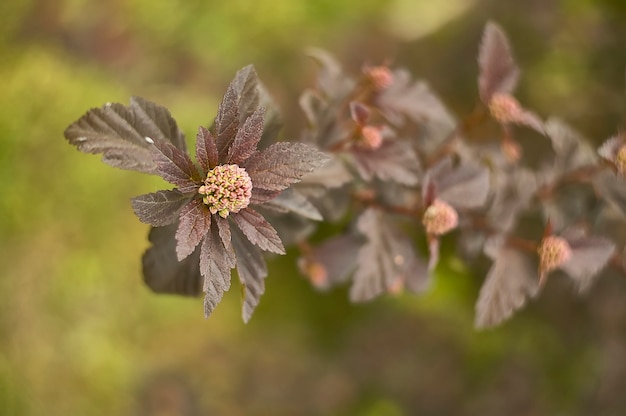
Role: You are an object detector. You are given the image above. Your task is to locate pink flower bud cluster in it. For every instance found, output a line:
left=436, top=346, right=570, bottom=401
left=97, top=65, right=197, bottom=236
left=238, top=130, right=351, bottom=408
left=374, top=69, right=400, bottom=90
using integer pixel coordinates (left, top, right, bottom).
left=198, top=164, right=252, bottom=218
left=359, top=125, right=384, bottom=150
left=422, top=199, right=459, bottom=236
left=488, top=93, right=522, bottom=123
left=537, top=235, right=572, bottom=275
left=364, top=66, right=394, bottom=90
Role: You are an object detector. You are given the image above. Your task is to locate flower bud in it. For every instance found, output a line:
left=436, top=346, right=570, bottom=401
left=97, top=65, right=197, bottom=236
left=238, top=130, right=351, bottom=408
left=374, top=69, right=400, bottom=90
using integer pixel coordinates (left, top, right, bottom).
left=538, top=235, right=572, bottom=275
left=364, top=66, right=394, bottom=90
left=298, top=258, right=328, bottom=289
left=359, top=126, right=383, bottom=150
left=198, top=164, right=252, bottom=218
left=488, top=93, right=522, bottom=123
left=422, top=199, right=459, bottom=236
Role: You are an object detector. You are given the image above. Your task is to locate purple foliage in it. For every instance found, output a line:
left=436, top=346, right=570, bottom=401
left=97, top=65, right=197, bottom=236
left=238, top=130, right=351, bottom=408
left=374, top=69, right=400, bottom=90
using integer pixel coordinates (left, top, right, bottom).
left=65, top=22, right=626, bottom=328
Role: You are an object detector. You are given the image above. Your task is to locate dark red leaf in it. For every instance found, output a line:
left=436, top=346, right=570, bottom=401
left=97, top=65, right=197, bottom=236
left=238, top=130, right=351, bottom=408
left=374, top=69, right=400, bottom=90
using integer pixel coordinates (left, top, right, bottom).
left=351, top=140, right=420, bottom=186
left=597, top=134, right=624, bottom=167
left=478, top=21, right=520, bottom=103
left=175, top=198, right=212, bottom=261
left=475, top=245, right=539, bottom=329
left=131, top=189, right=191, bottom=226
left=150, top=138, right=201, bottom=192
left=231, top=65, right=261, bottom=125
left=129, top=97, right=187, bottom=151
left=215, top=83, right=240, bottom=160
left=298, top=156, right=352, bottom=189
left=350, top=209, right=428, bottom=302
left=377, top=71, right=456, bottom=154
left=232, top=228, right=268, bottom=322
left=231, top=208, right=285, bottom=254
left=560, top=227, right=615, bottom=292
left=250, top=188, right=281, bottom=205
left=244, top=142, right=330, bottom=191
left=349, top=101, right=370, bottom=126
left=592, top=170, right=626, bottom=216
left=300, top=234, right=361, bottom=291
left=424, top=157, right=490, bottom=209
left=214, top=215, right=236, bottom=269
left=262, top=188, right=322, bottom=221
left=545, top=118, right=597, bottom=174
left=226, top=107, right=265, bottom=165
left=195, top=126, right=218, bottom=172
left=487, top=167, right=537, bottom=232
left=306, top=48, right=355, bottom=98
left=142, top=223, right=202, bottom=296
left=64, top=97, right=185, bottom=174
left=200, top=225, right=234, bottom=318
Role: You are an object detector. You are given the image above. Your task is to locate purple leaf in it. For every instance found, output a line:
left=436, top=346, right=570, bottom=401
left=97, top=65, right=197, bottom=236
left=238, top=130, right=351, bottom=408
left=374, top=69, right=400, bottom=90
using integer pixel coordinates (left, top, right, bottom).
left=231, top=65, right=261, bottom=125
left=593, top=170, right=626, bottom=216
left=244, top=143, right=330, bottom=191
left=215, top=83, right=240, bottom=159
left=351, top=140, right=421, bottom=186
left=195, top=126, right=218, bottom=172
left=299, top=234, right=361, bottom=291
left=488, top=168, right=537, bottom=232
left=349, top=101, right=370, bottom=126
left=560, top=227, right=615, bottom=292
left=64, top=97, right=185, bottom=174
left=306, top=48, right=355, bottom=98
left=350, top=239, right=384, bottom=302
left=262, top=188, right=323, bottom=221
left=425, top=157, right=490, bottom=209
left=232, top=228, right=268, bottom=322
left=250, top=188, right=281, bottom=205
left=478, top=21, right=520, bottom=103
left=475, top=247, right=539, bottom=329
left=142, top=223, right=202, bottom=296
left=232, top=208, right=285, bottom=254
left=226, top=107, right=265, bottom=165
left=175, top=198, right=211, bottom=261
left=200, top=225, right=234, bottom=318
left=129, top=97, right=187, bottom=151
left=350, top=209, right=428, bottom=302
left=151, top=138, right=201, bottom=193
left=597, top=135, right=623, bottom=164
left=377, top=71, right=456, bottom=154
left=214, top=215, right=236, bottom=269
left=131, top=189, right=191, bottom=226
left=298, top=156, right=352, bottom=189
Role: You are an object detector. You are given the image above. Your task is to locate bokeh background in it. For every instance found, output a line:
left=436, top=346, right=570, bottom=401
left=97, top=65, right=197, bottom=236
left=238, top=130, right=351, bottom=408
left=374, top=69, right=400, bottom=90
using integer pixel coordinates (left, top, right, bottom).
left=2, top=0, right=626, bottom=414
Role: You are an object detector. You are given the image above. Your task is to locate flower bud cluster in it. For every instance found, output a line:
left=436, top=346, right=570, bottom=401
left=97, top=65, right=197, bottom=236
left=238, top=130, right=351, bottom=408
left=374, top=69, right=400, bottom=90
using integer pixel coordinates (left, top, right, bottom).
left=198, top=164, right=252, bottom=218
left=364, top=66, right=394, bottom=90
left=537, top=235, right=572, bottom=275
left=359, top=125, right=384, bottom=150
left=488, top=93, right=522, bottom=123
left=422, top=199, right=459, bottom=236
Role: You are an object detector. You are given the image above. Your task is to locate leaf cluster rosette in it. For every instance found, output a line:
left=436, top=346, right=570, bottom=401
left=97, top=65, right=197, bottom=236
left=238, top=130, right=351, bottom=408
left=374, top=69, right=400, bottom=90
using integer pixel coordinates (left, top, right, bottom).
left=65, top=66, right=329, bottom=321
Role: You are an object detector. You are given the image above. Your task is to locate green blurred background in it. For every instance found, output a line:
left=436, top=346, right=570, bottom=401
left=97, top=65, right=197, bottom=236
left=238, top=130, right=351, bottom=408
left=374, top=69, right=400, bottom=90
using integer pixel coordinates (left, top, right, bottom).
left=2, top=0, right=626, bottom=414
